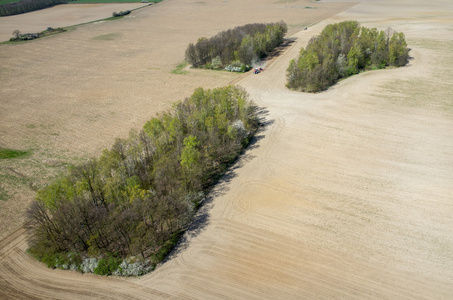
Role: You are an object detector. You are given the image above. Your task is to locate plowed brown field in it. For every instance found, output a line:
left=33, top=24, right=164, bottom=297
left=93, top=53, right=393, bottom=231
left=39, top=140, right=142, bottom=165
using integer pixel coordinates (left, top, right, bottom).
left=1, top=0, right=453, bottom=299
left=0, top=3, right=148, bottom=42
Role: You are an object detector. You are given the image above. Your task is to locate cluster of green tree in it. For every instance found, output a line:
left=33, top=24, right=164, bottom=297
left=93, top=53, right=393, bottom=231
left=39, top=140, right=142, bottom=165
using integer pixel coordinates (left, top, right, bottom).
left=9, top=28, right=66, bottom=42
left=26, top=86, right=260, bottom=274
left=0, top=0, right=68, bottom=16
left=286, top=21, right=410, bottom=92
left=112, top=10, right=130, bottom=17
left=185, top=22, right=287, bottom=71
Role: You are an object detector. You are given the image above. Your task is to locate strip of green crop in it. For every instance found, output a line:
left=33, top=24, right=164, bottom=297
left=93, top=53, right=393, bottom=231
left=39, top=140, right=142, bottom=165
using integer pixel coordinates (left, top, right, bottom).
left=70, top=0, right=161, bottom=3
left=0, top=0, right=161, bottom=6
left=0, top=0, right=21, bottom=5
left=0, top=148, right=30, bottom=159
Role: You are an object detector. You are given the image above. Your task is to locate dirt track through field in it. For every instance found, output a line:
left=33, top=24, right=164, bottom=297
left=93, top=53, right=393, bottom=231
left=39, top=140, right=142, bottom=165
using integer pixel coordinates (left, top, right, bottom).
left=1, top=0, right=453, bottom=299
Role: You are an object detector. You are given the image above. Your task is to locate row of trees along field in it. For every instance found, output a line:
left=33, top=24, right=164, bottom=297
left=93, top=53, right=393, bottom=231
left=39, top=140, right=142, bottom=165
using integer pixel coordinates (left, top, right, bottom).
left=185, top=22, right=288, bottom=71
left=0, top=0, right=161, bottom=17
left=0, top=0, right=69, bottom=16
left=286, top=21, right=410, bottom=92
left=26, top=86, right=260, bottom=275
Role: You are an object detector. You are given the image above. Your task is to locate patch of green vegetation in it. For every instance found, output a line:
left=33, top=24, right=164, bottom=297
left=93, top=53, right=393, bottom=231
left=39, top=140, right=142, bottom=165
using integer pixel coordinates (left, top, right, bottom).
left=152, top=231, right=183, bottom=262
left=0, top=185, right=8, bottom=201
left=287, top=20, right=410, bottom=92
left=1, top=0, right=66, bottom=16
left=0, top=148, right=30, bottom=159
left=71, top=0, right=160, bottom=3
left=27, top=85, right=260, bottom=276
left=92, top=32, right=120, bottom=41
left=0, top=0, right=21, bottom=5
left=186, top=22, right=287, bottom=69
left=94, top=256, right=122, bottom=275
left=171, top=61, right=189, bottom=75
left=8, top=27, right=66, bottom=43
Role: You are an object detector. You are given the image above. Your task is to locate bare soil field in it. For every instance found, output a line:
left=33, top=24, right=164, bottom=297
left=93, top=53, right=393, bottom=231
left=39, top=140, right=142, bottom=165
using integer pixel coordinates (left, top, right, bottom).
left=1, top=0, right=453, bottom=299
left=0, top=3, right=149, bottom=42
left=0, top=0, right=354, bottom=243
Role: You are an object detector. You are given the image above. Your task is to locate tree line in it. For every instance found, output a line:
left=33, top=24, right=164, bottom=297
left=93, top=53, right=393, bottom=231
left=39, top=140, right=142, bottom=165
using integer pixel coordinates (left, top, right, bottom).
left=0, top=0, right=161, bottom=17
left=0, top=0, right=69, bottom=16
left=185, top=22, right=288, bottom=71
left=286, top=20, right=411, bottom=92
left=26, top=86, right=260, bottom=274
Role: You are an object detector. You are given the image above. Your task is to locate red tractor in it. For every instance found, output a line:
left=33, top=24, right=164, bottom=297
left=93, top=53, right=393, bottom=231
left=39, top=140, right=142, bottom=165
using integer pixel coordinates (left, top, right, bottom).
left=254, top=67, right=264, bottom=74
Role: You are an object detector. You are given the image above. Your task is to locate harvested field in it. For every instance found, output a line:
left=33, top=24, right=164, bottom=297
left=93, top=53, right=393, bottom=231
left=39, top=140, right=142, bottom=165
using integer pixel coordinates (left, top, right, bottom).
left=1, top=0, right=453, bottom=299
left=0, top=3, right=149, bottom=42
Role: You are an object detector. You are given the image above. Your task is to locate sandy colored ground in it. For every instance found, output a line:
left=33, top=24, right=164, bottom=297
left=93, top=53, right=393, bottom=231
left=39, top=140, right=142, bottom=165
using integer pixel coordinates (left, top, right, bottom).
left=0, top=0, right=354, bottom=242
left=0, top=3, right=149, bottom=42
left=1, top=0, right=453, bottom=299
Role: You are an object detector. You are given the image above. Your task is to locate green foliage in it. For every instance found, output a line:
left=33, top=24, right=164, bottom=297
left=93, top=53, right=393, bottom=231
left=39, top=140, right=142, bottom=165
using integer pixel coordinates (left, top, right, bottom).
left=112, top=10, right=130, bottom=18
left=171, top=61, right=189, bottom=75
left=108, top=256, right=122, bottom=271
left=180, top=135, right=200, bottom=170
left=73, top=0, right=159, bottom=3
left=389, top=32, right=410, bottom=67
left=286, top=21, right=411, bottom=92
left=9, top=27, right=66, bottom=42
left=0, top=0, right=21, bottom=5
left=0, top=148, right=30, bottom=159
left=94, top=258, right=110, bottom=275
left=210, top=56, right=223, bottom=70
left=26, top=86, right=260, bottom=275
left=0, top=0, right=68, bottom=16
left=186, top=22, right=287, bottom=69
left=152, top=231, right=182, bottom=263
left=93, top=256, right=121, bottom=275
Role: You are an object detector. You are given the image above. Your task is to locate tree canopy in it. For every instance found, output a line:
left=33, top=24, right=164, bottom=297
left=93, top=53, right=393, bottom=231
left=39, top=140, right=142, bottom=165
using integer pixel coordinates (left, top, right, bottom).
left=186, top=22, right=288, bottom=71
left=286, top=21, right=410, bottom=92
left=26, top=86, right=260, bottom=275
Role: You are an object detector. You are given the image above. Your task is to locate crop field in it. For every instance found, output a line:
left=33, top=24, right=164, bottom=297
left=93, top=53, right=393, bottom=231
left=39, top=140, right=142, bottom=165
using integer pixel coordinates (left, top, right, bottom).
left=1, top=0, right=453, bottom=299
left=0, top=0, right=157, bottom=5
left=0, top=3, right=149, bottom=41
left=71, top=0, right=160, bottom=3
left=0, top=0, right=21, bottom=5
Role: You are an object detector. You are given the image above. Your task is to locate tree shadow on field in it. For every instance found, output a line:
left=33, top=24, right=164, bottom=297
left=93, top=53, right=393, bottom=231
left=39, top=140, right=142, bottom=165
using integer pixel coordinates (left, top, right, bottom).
left=158, top=107, right=274, bottom=266
left=264, top=37, right=296, bottom=63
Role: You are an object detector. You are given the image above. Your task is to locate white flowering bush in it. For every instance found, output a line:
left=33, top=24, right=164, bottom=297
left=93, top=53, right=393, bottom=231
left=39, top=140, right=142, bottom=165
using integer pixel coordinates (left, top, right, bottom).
left=113, top=258, right=154, bottom=276
left=232, top=120, right=247, bottom=138
left=225, top=61, right=250, bottom=72
left=82, top=257, right=99, bottom=274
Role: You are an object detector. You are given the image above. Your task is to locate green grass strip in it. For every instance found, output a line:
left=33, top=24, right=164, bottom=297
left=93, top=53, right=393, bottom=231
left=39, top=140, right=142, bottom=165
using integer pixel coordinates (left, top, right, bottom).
left=171, top=61, right=189, bottom=75
left=0, top=0, right=21, bottom=5
left=70, top=0, right=161, bottom=3
left=0, top=148, right=30, bottom=159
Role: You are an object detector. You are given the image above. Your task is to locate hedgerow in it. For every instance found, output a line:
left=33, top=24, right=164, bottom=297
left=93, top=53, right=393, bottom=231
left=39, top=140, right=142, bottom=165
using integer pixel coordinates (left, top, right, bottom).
left=0, top=0, right=68, bottom=16
left=186, top=22, right=287, bottom=71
